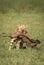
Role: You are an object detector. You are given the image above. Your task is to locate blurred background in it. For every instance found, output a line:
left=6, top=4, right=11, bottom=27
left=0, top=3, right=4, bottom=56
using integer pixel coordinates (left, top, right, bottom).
left=0, top=0, right=44, bottom=13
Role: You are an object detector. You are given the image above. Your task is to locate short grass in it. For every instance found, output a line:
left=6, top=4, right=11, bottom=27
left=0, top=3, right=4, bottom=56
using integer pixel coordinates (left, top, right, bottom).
left=0, top=10, right=44, bottom=65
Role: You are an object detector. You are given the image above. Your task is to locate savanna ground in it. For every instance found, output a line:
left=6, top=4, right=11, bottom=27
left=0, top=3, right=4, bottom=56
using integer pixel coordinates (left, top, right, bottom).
left=0, top=0, right=44, bottom=65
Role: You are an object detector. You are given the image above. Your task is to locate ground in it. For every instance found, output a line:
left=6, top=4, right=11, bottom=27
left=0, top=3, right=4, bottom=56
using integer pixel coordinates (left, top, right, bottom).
left=0, top=0, right=44, bottom=65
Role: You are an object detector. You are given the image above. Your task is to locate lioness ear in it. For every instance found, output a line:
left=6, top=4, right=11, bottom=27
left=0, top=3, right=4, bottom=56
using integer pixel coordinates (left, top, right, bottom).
left=17, top=24, right=28, bottom=29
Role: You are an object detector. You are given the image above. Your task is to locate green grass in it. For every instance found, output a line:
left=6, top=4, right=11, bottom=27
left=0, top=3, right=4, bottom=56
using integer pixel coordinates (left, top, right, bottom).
left=0, top=0, right=44, bottom=13
left=0, top=10, right=44, bottom=65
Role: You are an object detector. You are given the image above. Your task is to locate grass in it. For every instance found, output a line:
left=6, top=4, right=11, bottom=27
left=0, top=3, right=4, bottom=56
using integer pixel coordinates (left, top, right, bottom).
left=0, top=0, right=44, bottom=13
left=0, top=0, right=44, bottom=65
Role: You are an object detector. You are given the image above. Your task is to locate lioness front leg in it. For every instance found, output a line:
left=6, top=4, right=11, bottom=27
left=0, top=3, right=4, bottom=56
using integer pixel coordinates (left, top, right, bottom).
left=9, top=38, right=15, bottom=50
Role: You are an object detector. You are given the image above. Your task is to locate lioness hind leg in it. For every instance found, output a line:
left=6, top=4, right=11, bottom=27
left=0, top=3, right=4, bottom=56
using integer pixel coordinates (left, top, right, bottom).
left=20, top=42, right=23, bottom=49
left=16, top=40, right=21, bottom=49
